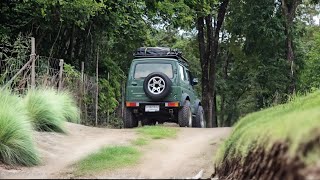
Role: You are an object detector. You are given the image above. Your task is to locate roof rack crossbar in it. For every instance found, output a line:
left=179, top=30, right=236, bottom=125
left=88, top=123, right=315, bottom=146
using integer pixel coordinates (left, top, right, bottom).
left=133, top=47, right=189, bottom=65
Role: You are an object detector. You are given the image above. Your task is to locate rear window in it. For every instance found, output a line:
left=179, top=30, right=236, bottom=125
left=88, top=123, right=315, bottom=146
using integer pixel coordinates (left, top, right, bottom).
left=134, top=63, right=173, bottom=79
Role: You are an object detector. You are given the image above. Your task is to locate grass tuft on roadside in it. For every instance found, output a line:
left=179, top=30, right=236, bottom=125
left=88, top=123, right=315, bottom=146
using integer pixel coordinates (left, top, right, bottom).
left=136, top=126, right=178, bottom=140
left=0, top=90, right=39, bottom=166
left=23, top=88, right=66, bottom=132
left=132, top=137, right=149, bottom=146
left=23, top=88, right=80, bottom=132
left=74, top=146, right=141, bottom=175
left=215, top=90, right=320, bottom=166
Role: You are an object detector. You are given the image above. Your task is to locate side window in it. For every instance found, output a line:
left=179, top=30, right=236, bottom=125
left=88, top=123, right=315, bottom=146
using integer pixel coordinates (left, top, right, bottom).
left=185, top=69, right=190, bottom=82
left=187, top=70, right=193, bottom=85
left=179, top=65, right=185, bottom=81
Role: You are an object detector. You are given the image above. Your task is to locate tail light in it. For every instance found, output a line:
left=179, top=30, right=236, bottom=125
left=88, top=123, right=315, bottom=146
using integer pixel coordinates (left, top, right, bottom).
left=126, top=102, right=139, bottom=107
left=165, top=102, right=179, bottom=107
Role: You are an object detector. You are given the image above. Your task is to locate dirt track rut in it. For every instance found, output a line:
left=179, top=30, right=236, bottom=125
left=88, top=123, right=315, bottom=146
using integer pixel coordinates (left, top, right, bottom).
left=0, top=123, right=230, bottom=179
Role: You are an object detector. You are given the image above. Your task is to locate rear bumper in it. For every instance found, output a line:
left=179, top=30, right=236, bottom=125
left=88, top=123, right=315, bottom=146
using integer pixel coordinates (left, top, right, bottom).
left=126, top=101, right=180, bottom=109
left=126, top=101, right=181, bottom=122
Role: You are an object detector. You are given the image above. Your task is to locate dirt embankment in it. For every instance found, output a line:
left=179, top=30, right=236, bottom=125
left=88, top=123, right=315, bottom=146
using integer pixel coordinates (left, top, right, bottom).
left=213, top=133, right=320, bottom=180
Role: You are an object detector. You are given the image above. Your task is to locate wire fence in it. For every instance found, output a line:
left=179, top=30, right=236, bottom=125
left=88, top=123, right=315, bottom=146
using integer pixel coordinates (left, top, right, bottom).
left=1, top=36, right=127, bottom=127
left=0, top=37, right=104, bottom=126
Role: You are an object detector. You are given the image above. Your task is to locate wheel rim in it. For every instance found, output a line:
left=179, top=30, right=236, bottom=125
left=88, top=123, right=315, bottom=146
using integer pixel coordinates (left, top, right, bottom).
left=147, top=76, right=166, bottom=95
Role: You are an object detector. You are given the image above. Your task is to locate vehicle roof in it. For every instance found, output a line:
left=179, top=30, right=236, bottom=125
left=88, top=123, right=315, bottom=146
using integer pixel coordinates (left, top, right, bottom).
left=132, top=58, right=189, bottom=67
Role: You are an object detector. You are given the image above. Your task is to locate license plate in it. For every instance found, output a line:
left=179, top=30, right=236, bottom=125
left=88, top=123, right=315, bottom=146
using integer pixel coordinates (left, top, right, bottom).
left=145, top=105, right=160, bottom=112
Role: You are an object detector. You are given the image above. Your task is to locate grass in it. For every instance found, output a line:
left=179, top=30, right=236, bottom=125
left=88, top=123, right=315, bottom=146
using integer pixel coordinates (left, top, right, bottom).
left=215, top=90, right=320, bottom=166
left=74, top=146, right=141, bottom=176
left=23, top=88, right=80, bottom=132
left=56, top=90, right=80, bottom=123
left=136, top=125, right=178, bottom=139
left=0, top=90, right=39, bottom=166
left=132, top=137, right=149, bottom=146
left=72, top=125, right=178, bottom=176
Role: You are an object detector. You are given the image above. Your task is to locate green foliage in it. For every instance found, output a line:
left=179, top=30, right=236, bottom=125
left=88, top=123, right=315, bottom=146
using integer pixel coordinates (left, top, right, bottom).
left=23, top=88, right=80, bottom=132
left=298, top=27, right=320, bottom=91
left=137, top=126, right=178, bottom=139
left=0, top=90, right=39, bottom=166
left=74, top=146, right=141, bottom=175
left=216, top=90, right=320, bottom=166
left=0, top=35, right=30, bottom=87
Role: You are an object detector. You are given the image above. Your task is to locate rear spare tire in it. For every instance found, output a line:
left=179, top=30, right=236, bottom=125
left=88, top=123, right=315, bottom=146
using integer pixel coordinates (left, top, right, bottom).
left=143, top=72, right=172, bottom=101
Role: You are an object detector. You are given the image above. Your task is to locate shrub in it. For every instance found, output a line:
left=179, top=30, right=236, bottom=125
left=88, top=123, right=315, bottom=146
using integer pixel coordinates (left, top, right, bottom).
left=24, top=88, right=66, bottom=132
left=24, top=88, right=80, bottom=132
left=0, top=90, right=39, bottom=166
left=56, top=90, right=80, bottom=123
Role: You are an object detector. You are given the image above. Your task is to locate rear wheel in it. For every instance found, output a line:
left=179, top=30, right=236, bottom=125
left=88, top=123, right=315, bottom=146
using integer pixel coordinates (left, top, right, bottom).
left=194, top=106, right=206, bottom=128
left=178, top=100, right=192, bottom=127
left=123, top=108, right=138, bottom=128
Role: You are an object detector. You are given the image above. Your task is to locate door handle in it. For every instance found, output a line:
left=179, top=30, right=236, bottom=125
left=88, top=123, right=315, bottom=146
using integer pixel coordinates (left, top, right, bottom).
left=132, top=82, right=137, bottom=86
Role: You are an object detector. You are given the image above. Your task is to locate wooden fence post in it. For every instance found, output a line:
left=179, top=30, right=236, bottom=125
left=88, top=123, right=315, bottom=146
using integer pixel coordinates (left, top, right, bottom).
left=58, top=59, right=64, bottom=92
left=81, top=61, right=84, bottom=82
left=121, top=82, right=125, bottom=118
left=79, top=61, right=84, bottom=122
left=31, top=37, right=36, bottom=89
left=107, top=72, right=110, bottom=125
left=95, top=48, right=99, bottom=126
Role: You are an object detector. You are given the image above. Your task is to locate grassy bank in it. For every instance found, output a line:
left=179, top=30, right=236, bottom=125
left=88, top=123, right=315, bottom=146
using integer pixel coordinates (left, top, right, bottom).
left=215, top=91, right=320, bottom=178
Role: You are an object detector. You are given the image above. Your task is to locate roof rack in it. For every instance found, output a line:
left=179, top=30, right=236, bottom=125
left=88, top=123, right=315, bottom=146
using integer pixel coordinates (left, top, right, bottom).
left=133, top=47, right=189, bottom=66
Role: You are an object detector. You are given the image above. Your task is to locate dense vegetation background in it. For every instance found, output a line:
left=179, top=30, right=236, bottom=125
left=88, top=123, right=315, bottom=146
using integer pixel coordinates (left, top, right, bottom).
left=1, top=0, right=319, bottom=127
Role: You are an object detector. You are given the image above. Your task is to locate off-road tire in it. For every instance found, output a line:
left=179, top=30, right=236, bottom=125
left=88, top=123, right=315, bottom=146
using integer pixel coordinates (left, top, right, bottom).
left=123, top=108, right=138, bottom=128
left=143, top=72, right=172, bottom=101
left=178, top=100, right=192, bottom=127
left=194, top=106, right=206, bottom=128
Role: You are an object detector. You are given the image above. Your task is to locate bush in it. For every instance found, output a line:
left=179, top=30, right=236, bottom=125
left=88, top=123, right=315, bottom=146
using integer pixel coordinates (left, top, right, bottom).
left=56, top=90, right=80, bottom=123
left=0, top=90, right=39, bottom=166
left=23, top=88, right=80, bottom=132
left=24, top=88, right=65, bottom=132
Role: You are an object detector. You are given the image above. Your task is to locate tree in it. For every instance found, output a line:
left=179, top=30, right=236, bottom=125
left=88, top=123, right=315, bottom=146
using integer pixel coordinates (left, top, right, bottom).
left=145, top=0, right=230, bottom=127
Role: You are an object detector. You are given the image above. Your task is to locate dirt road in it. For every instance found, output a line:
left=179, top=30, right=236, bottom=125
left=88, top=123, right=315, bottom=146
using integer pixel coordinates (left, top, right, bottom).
left=0, top=123, right=230, bottom=179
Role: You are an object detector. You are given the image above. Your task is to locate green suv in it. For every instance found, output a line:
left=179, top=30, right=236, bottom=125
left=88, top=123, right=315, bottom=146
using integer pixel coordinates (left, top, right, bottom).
left=123, top=47, right=205, bottom=128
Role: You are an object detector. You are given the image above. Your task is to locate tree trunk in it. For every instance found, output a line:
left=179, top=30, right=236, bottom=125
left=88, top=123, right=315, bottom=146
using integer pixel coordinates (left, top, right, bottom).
left=281, top=0, right=301, bottom=94
left=197, top=16, right=212, bottom=127
left=210, top=0, right=229, bottom=127
left=220, top=51, right=229, bottom=126
left=196, top=0, right=229, bottom=128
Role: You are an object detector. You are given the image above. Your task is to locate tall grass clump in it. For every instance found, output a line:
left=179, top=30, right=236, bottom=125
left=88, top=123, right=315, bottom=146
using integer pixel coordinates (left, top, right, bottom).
left=215, top=90, right=320, bottom=166
left=24, top=88, right=65, bottom=132
left=23, top=88, right=80, bottom=132
left=0, top=90, right=39, bottom=166
left=56, top=90, right=80, bottom=123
